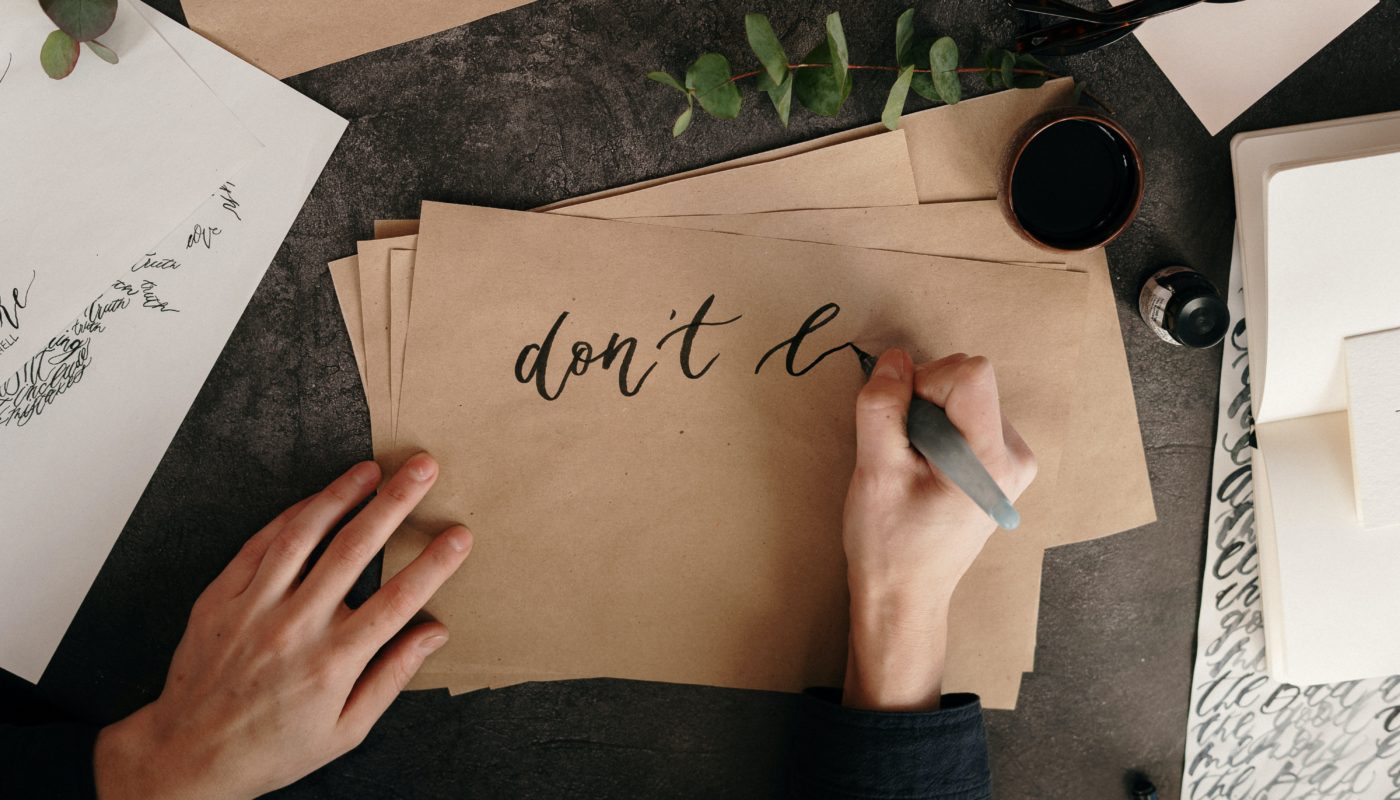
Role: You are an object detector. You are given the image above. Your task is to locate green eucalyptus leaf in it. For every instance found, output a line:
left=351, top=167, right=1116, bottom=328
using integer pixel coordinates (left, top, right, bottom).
left=881, top=65, right=915, bottom=130
left=929, top=37, right=960, bottom=105
left=672, top=102, right=694, bottom=137
left=84, top=39, right=117, bottom=64
left=1010, top=52, right=1049, bottom=88
left=932, top=69, right=960, bottom=105
left=894, top=8, right=916, bottom=68
left=685, top=53, right=741, bottom=119
left=929, top=36, right=958, bottom=74
left=1072, top=81, right=1086, bottom=105
left=744, top=13, right=788, bottom=85
left=646, top=70, right=686, bottom=94
left=910, top=72, right=937, bottom=101
left=1000, top=50, right=1016, bottom=89
left=793, top=40, right=851, bottom=117
left=40, top=29, right=79, bottom=79
left=983, top=48, right=1005, bottom=89
left=825, top=12, right=849, bottom=84
left=1015, top=53, right=1049, bottom=72
left=759, top=70, right=795, bottom=127
left=908, top=36, right=938, bottom=100
left=1010, top=71, right=1047, bottom=89
left=40, top=0, right=116, bottom=42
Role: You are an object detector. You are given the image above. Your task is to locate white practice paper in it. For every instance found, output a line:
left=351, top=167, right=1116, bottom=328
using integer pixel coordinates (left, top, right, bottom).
left=1111, top=0, right=1376, bottom=135
left=1231, top=109, right=1400, bottom=398
left=1345, top=327, right=1400, bottom=529
left=0, top=1, right=345, bottom=682
left=1233, top=116, right=1400, bottom=685
left=0, top=0, right=261, bottom=376
left=1262, top=148, right=1400, bottom=423
left=1180, top=239, right=1400, bottom=799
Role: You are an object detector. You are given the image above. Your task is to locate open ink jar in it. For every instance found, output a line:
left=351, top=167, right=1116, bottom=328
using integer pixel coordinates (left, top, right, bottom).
left=1000, top=108, right=1144, bottom=252
left=1138, top=266, right=1229, bottom=348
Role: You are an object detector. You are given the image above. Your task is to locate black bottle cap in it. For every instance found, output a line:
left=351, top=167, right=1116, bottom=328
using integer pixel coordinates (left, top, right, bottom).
left=1169, top=291, right=1229, bottom=348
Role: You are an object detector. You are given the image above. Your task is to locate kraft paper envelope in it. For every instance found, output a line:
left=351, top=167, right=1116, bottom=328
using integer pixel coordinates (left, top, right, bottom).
left=367, top=210, right=1053, bottom=692
left=356, top=235, right=417, bottom=457
left=369, top=208, right=1053, bottom=688
left=369, top=207, right=1143, bottom=692
left=389, top=202, right=1088, bottom=702
left=389, top=249, right=417, bottom=444
left=549, top=131, right=920, bottom=220
left=182, top=0, right=534, bottom=79
left=539, top=80, right=1075, bottom=212
left=328, top=256, right=368, bottom=387
left=368, top=203, right=1130, bottom=686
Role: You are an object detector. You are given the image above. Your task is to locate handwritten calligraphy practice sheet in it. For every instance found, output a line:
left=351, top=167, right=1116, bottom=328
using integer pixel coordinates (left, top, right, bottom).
left=0, top=1, right=346, bottom=682
left=1181, top=238, right=1400, bottom=799
left=383, top=201, right=1091, bottom=699
left=0, top=0, right=262, bottom=377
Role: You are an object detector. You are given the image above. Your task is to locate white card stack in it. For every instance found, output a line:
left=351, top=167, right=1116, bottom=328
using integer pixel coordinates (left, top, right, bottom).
left=1232, top=112, right=1400, bottom=686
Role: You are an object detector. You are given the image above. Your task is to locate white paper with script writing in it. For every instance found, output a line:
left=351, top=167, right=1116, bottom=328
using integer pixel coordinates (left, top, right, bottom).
left=0, top=0, right=262, bottom=377
left=0, top=1, right=345, bottom=682
left=1181, top=235, right=1400, bottom=799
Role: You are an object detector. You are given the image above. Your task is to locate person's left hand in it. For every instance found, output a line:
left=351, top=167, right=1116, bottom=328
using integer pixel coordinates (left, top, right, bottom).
left=93, top=453, right=471, bottom=800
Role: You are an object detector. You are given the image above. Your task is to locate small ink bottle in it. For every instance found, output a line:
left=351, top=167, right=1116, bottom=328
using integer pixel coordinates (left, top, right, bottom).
left=1138, top=266, right=1228, bottom=348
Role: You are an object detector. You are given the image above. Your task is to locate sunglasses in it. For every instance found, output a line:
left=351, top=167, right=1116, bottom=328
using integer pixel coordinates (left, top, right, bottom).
left=1011, top=0, right=1247, bottom=57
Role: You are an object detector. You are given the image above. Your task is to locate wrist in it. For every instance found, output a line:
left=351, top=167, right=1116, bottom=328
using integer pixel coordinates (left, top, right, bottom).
left=94, top=704, right=203, bottom=800
left=843, top=587, right=952, bottom=712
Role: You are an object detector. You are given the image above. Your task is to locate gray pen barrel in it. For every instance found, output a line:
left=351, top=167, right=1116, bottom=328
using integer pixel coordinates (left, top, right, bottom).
left=907, top=396, right=1021, bottom=530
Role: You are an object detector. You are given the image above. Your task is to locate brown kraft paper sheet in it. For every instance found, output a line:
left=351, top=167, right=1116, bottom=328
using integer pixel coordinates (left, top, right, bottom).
left=388, top=203, right=1089, bottom=704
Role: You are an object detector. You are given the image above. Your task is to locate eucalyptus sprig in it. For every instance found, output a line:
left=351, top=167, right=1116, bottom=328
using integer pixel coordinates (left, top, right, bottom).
left=648, top=9, right=1065, bottom=137
left=38, top=0, right=120, bottom=80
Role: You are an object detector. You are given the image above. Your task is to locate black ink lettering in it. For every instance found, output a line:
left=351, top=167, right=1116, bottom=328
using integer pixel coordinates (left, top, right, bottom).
left=0, top=270, right=35, bottom=331
left=597, top=334, right=656, bottom=397
left=516, top=312, right=569, bottom=401
left=0, top=290, right=131, bottom=427
left=130, top=253, right=181, bottom=272
left=186, top=224, right=222, bottom=249
left=515, top=312, right=659, bottom=401
left=218, top=182, right=242, bottom=221
left=754, top=302, right=849, bottom=376
left=654, top=294, right=741, bottom=379
left=139, top=280, right=179, bottom=313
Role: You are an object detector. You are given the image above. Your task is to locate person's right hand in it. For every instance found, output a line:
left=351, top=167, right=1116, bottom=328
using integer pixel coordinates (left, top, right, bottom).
left=841, top=349, right=1037, bottom=711
left=93, top=453, right=471, bottom=800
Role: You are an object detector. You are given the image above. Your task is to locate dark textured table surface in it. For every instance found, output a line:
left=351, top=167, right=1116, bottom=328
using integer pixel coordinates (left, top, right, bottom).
left=6, top=1, right=1400, bottom=797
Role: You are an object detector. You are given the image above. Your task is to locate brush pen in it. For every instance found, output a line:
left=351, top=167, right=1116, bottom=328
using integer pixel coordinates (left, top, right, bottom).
left=853, top=345, right=1020, bottom=530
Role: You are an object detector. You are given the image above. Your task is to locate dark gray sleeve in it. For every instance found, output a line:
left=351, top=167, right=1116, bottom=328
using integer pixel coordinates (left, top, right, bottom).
left=0, top=723, right=99, bottom=799
left=788, top=688, right=992, bottom=800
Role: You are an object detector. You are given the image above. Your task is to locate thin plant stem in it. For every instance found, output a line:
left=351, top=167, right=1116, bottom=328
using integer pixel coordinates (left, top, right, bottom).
left=727, top=62, right=1059, bottom=83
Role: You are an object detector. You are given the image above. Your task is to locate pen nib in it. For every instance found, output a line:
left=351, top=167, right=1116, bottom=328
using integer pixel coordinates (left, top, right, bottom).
left=850, top=343, right=878, bottom=377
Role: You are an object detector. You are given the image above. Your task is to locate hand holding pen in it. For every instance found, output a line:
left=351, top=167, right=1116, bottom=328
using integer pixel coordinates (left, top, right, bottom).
left=842, top=348, right=1037, bottom=710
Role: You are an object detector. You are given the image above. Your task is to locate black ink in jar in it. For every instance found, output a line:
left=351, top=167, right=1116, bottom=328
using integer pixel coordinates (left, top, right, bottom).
left=1138, top=266, right=1228, bottom=348
left=1001, top=110, right=1144, bottom=252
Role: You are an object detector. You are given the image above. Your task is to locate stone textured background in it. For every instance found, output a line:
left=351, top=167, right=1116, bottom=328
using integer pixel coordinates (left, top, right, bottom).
left=6, top=0, right=1400, bottom=796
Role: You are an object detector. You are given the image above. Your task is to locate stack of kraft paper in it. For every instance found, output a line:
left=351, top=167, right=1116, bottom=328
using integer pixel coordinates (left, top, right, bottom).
left=327, top=80, right=1155, bottom=710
